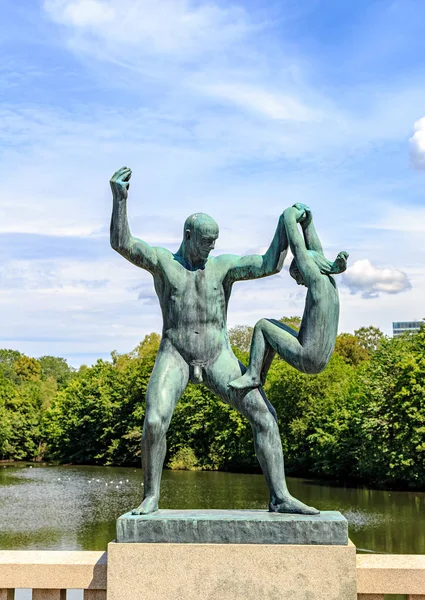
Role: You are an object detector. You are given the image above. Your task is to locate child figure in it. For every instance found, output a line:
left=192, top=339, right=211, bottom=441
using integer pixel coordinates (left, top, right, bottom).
left=230, top=204, right=348, bottom=391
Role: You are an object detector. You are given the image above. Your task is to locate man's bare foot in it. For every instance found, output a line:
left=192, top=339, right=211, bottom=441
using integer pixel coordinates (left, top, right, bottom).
left=269, top=494, right=320, bottom=515
left=131, top=496, right=158, bottom=515
left=229, top=372, right=261, bottom=391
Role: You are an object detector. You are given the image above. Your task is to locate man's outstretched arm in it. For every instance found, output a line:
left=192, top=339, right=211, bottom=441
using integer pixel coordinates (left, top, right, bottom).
left=224, top=205, right=309, bottom=283
left=110, top=167, right=159, bottom=274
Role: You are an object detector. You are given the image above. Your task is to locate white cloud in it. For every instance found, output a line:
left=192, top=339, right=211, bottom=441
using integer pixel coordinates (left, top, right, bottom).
left=58, top=0, right=114, bottom=26
left=197, top=83, right=317, bottom=122
left=0, top=220, right=102, bottom=237
left=343, top=259, right=411, bottom=299
left=369, top=204, right=425, bottom=233
left=0, top=254, right=163, bottom=364
left=409, top=116, right=425, bottom=170
left=43, top=0, right=250, bottom=58
left=2, top=0, right=425, bottom=365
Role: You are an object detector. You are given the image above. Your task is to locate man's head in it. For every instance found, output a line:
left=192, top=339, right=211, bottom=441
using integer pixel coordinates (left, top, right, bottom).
left=183, top=213, right=219, bottom=262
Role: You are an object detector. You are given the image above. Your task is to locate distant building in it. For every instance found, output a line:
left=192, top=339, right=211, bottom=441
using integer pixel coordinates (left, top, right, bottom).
left=392, top=321, right=422, bottom=337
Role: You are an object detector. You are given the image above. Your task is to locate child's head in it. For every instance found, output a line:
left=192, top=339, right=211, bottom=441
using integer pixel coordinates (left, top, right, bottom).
left=290, top=251, right=348, bottom=286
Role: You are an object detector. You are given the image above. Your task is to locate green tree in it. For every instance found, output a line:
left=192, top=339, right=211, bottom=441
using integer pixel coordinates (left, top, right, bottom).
left=43, top=332, right=256, bottom=471
left=279, top=316, right=302, bottom=330
left=14, top=355, right=41, bottom=382
left=168, top=383, right=254, bottom=471
left=38, top=356, right=75, bottom=389
left=0, top=349, right=22, bottom=382
left=354, top=329, right=425, bottom=487
left=0, top=371, right=16, bottom=457
left=44, top=334, right=161, bottom=465
left=44, top=359, right=118, bottom=464
left=2, top=322, right=422, bottom=490
left=354, top=326, right=385, bottom=353
left=265, top=353, right=356, bottom=477
left=228, top=325, right=253, bottom=353
left=0, top=368, right=42, bottom=460
left=334, top=333, right=369, bottom=366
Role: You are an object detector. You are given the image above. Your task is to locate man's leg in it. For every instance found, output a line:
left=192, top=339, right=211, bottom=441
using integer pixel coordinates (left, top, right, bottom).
left=204, top=348, right=318, bottom=515
left=133, top=339, right=189, bottom=515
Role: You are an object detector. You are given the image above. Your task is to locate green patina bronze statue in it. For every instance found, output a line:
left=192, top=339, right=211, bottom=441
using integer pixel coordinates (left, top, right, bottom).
left=110, top=166, right=347, bottom=516
left=229, top=209, right=349, bottom=390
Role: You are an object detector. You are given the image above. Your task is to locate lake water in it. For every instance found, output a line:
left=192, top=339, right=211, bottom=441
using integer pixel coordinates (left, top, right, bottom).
left=1, top=463, right=424, bottom=554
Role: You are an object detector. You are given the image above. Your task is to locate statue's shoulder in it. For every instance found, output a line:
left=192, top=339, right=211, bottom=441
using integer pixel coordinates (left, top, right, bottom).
left=155, top=247, right=174, bottom=261
left=150, top=247, right=175, bottom=273
left=214, top=253, right=239, bottom=268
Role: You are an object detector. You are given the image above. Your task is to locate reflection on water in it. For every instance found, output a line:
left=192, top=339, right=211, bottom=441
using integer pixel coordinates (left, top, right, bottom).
left=0, top=463, right=424, bottom=554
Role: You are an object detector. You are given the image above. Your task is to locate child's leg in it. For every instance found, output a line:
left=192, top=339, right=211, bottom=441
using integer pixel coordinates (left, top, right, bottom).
left=229, top=275, right=334, bottom=392
left=229, top=318, right=301, bottom=390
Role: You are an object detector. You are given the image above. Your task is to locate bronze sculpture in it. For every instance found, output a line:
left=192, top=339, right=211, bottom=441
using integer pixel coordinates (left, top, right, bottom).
left=110, top=166, right=347, bottom=515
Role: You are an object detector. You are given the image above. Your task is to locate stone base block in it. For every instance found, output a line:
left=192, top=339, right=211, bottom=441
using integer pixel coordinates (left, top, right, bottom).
left=116, top=510, right=348, bottom=545
left=107, top=540, right=357, bottom=600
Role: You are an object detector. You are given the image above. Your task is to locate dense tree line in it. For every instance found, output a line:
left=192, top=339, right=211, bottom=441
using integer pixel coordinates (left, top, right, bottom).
left=0, top=322, right=424, bottom=489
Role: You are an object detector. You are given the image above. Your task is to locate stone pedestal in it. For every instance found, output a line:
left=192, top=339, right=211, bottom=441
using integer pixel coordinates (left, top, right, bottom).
left=116, top=509, right=348, bottom=545
left=107, top=540, right=357, bottom=600
left=107, top=510, right=356, bottom=600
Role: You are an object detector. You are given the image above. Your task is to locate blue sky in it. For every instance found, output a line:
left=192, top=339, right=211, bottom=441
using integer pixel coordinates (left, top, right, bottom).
left=1, top=0, right=425, bottom=366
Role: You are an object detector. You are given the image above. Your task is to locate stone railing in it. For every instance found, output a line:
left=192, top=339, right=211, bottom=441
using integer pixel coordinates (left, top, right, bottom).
left=357, top=554, right=425, bottom=599
left=0, top=551, right=107, bottom=599
left=0, top=550, right=424, bottom=598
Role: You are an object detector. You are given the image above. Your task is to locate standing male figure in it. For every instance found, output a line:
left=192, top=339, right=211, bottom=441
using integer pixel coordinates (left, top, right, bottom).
left=110, top=166, right=318, bottom=515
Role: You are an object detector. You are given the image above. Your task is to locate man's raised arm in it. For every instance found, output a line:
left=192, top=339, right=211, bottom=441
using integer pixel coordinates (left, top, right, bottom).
left=110, top=167, right=158, bottom=274
left=224, top=205, right=309, bottom=283
left=299, top=209, right=324, bottom=255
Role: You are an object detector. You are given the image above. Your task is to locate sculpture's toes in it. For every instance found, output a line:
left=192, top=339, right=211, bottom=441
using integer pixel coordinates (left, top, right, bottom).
left=331, top=251, right=349, bottom=275
left=131, top=496, right=158, bottom=515
left=269, top=495, right=320, bottom=516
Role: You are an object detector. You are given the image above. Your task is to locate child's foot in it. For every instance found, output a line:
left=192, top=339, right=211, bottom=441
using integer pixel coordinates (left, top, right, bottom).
left=229, top=372, right=261, bottom=391
left=330, top=251, right=349, bottom=275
